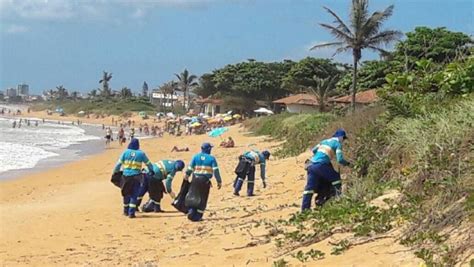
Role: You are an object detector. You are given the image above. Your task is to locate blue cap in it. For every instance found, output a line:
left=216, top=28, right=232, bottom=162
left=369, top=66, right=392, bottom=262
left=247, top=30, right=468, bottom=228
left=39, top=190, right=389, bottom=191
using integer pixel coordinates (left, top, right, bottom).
left=201, top=142, right=213, bottom=154
left=128, top=138, right=140, bottom=150
left=174, top=160, right=185, bottom=171
left=262, top=150, right=271, bottom=160
left=333, top=129, right=347, bottom=140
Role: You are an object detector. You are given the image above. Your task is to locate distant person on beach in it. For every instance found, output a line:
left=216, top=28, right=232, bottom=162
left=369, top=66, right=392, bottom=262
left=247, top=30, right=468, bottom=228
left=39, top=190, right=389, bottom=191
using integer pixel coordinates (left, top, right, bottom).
left=233, top=150, right=270, bottom=197
left=220, top=137, right=235, bottom=148
left=113, top=138, right=154, bottom=218
left=301, top=129, right=350, bottom=211
left=12, top=121, right=16, bottom=128
left=130, top=128, right=135, bottom=139
left=118, top=127, right=125, bottom=146
left=138, top=160, right=185, bottom=212
left=183, top=143, right=222, bottom=222
left=171, top=146, right=189, bottom=152
left=35, top=121, right=38, bottom=127
left=105, top=127, right=112, bottom=147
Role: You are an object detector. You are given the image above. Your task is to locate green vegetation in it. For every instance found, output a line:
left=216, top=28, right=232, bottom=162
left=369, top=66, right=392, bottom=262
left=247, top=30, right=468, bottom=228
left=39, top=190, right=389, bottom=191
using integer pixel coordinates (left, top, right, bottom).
left=32, top=98, right=155, bottom=116
left=243, top=112, right=334, bottom=157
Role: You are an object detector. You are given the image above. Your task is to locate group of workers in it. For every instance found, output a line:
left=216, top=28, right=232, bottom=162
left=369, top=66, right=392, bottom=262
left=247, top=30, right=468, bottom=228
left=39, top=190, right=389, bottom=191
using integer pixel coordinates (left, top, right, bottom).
left=112, top=128, right=350, bottom=221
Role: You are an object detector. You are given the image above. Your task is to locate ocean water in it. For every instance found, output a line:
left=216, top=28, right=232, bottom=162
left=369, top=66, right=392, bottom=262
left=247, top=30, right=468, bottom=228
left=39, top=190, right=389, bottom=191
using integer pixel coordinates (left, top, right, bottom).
left=0, top=117, right=101, bottom=175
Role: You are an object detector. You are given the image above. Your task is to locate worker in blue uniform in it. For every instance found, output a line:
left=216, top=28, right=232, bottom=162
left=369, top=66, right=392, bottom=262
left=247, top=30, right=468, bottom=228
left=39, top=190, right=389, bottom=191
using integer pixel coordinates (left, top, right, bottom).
left=301, top=129, right=351, bottom=210
left=184, top=142, right=222, bottom=222
left=233, top=150, right=270, bottom=196
left=138, top=159, right=185, bottom=212
left=113, top=138, right=153, bottom=218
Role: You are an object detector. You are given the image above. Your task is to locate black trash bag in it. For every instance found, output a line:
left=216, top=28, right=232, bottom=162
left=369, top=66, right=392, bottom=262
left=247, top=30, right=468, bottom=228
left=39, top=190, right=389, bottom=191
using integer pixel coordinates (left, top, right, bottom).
left=185, top=176, right=210, bottom=210
left=234, top=157, right=251, bottom=177
left=111, top=171, right=123, bottom=188
left=172, top=180, right=191, bottom=214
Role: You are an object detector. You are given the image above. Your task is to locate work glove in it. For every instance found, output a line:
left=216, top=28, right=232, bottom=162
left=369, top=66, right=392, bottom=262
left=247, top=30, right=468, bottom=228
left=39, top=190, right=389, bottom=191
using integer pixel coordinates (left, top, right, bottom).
left=217, top=182, right=222, bottom=190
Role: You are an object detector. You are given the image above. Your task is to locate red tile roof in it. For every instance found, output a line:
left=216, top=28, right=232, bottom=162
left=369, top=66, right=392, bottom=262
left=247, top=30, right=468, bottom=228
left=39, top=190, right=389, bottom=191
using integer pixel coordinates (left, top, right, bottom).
left=273, top=93, right=319, bottom=106
left=330, top=89, right=378, bottom=104
left=195, top=98, right=224, bottom=105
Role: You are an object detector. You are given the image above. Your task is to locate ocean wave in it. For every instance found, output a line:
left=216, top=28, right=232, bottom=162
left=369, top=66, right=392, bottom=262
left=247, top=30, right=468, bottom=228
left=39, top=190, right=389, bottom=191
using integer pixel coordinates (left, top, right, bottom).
left=0, top=141, right=58, bottom=173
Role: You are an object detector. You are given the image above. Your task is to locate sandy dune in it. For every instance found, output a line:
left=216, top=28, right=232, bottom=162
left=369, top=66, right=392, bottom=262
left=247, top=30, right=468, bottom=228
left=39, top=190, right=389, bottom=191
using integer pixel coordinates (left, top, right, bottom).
left=0, top=125, right=421, bottom=266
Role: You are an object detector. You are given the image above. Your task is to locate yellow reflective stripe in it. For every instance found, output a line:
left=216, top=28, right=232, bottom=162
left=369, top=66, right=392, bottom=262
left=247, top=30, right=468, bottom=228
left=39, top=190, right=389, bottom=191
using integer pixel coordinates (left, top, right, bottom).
left=197, top=209, right=204, bottom=214
left=137, top=197, right=143, bottom=200
left=123, top=160, right=142, bottom=169
left=156, top=161, right=167, bottom=176
left=318, top=145, right=335, bottom=159
left=129, top=204, right=137, bottom=208
left=332, top=180, right=341, bottom=185
left=248, top=181, right=255, bottom=184
left=303, top=190, right=314, bottom=195
left=194, top=166, right=213, bottom=174
left=152, top=200, right=160, bottom=204
left=123, top=204, right=129, bottom=207
left=212, top=167, right=219, bottom=170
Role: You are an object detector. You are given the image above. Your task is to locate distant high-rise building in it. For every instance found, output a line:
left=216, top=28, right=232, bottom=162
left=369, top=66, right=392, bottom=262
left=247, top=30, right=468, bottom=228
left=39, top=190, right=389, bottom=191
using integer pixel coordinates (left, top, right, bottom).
left=17, top=83, right=29, bottom=96
left=5, top=88, right=17, bottom=97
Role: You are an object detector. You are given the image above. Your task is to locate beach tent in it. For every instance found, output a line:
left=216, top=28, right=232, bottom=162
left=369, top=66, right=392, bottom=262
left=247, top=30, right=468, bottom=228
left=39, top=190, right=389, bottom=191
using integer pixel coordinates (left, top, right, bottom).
left=254, top=107, right=274, bottom=115
left=208, top=127, right=228, bottom=138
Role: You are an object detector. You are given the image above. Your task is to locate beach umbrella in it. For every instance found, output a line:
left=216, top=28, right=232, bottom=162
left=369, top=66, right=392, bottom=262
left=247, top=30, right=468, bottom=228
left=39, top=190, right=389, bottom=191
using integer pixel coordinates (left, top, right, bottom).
left=254, top=107, right=274, bottom=115
left=190, top=122, right=202, bottom=128
left=78, top=111, right=85, bottom=115
left=223, top=116, right=233, bottom=122
left=208, top=127, right=228, bottom=138
left=166, top=112, right=176, bottom=118
left=233, top=114, right=241, bottom=119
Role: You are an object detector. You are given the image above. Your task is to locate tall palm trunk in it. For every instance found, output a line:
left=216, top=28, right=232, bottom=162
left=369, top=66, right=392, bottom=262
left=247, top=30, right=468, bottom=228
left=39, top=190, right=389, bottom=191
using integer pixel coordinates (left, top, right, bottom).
left=351, top=53, right=358, bottom=112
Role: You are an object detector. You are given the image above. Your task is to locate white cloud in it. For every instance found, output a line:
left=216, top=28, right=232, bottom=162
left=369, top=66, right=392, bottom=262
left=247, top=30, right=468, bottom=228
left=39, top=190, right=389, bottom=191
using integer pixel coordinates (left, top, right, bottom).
left=131, top=7, right=145, bottom=19
left=4, top=24, right=29, bottom=34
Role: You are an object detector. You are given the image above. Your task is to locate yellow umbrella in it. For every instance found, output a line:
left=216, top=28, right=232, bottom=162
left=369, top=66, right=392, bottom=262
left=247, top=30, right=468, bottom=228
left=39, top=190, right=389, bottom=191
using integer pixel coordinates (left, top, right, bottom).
left=223, top=116, right=233, bottom=121
left=232, top=114, right=241, bottom=119
left=190, top=122, right=202, bottom=127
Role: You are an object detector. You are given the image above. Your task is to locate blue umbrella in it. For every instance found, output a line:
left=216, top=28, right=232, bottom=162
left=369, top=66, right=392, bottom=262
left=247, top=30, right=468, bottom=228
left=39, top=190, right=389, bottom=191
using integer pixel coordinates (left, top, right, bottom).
left=208, top=127, right=228, bottom=138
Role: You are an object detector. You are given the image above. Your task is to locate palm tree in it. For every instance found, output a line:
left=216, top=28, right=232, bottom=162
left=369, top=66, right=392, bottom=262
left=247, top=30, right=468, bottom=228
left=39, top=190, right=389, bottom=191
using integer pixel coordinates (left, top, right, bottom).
left=88, top=89, right=98, bottom=99
left=99, top=71, right=113, bottom=98
left=120, top=87, right=133, bottom=99
left=175, top=69, right=198, bottom=111
left=308, top=75, right=340, bottom=112
left=159, top=81, right=178, bottom=109
left=311, top=0, right=402, bottom=111
left=56, top=85, right=68, bottom=100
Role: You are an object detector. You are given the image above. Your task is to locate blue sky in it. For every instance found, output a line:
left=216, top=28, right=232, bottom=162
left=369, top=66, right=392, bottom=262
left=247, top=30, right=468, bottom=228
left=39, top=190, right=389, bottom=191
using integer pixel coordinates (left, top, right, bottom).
left=0, top=0, right=472, bottom=94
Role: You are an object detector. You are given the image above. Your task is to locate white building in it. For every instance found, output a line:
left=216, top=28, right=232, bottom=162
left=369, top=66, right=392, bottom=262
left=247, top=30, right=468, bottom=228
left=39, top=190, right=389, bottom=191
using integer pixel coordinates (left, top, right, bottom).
left=5, top=88, right=17, bottom=97
left=17, top=83, right=29, bottom=97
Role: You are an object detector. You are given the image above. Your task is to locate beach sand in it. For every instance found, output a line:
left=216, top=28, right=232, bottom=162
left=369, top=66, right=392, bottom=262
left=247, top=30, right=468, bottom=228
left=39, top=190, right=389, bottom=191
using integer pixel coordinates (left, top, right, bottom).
left=0, top=125, right=421, bottom=266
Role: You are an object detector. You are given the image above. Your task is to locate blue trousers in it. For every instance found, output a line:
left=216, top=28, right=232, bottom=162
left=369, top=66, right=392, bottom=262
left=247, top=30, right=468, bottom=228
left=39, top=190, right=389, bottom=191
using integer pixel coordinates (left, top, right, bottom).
left=301, top=163, right=341, bottom=211
left=234, top=166, right=256, bottom=196
left=121, top=174, right=142, bottom=216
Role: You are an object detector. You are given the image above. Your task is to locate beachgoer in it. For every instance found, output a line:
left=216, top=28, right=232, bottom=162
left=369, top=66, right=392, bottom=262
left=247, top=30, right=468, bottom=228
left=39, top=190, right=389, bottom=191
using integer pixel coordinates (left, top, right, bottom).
left=301, top=129, right=350, bottom=210
left=233, top=150, right=270, bottom=197
left=220, top=137, right=235, bottom=148
left=105, top=127, right=112, bottom=146
left=138, top=160, right=185, bottom=212
left=118, top=127, right=125, bottom=146
left=130, top=128, right=135, bottom=139
left=113, top=138, right=154, bottom=218
left=35, top=121, right=38, bottom=127
left=183, top=143, right=222, bottom=222
left=12, top=121, right=16, bottom=128
left=171, top=146, right=190, bottom=152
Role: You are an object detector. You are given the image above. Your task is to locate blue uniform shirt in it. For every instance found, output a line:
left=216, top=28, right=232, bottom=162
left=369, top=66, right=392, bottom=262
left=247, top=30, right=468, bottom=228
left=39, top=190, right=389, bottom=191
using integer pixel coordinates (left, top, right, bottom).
left=144, top=160, right=177, bottom=193
left=310, top=137, right=349, bottom=166
left=114, top=149, right=153, bottom=176
left=185, top=152, right=222, bottom=184
left=243, top=150, right=266, bottom=180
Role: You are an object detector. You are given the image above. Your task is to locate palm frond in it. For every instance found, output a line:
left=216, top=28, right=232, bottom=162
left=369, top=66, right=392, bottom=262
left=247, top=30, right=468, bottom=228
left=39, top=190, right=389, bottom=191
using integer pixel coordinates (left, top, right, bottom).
left=366, top=30, right=403, bottom=46
left=350, top=0, right=369, bottom=36
left=323, top=6, right=353, bottom=37
left=332, top=45, right=352, bottom=57
left=362, top=5, right=395, bottom=38
left=366, top=45, right=390, bottom=57
left=310, top=41, right=344, bottom=50
left=320, top=23, right=353, bottom=42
